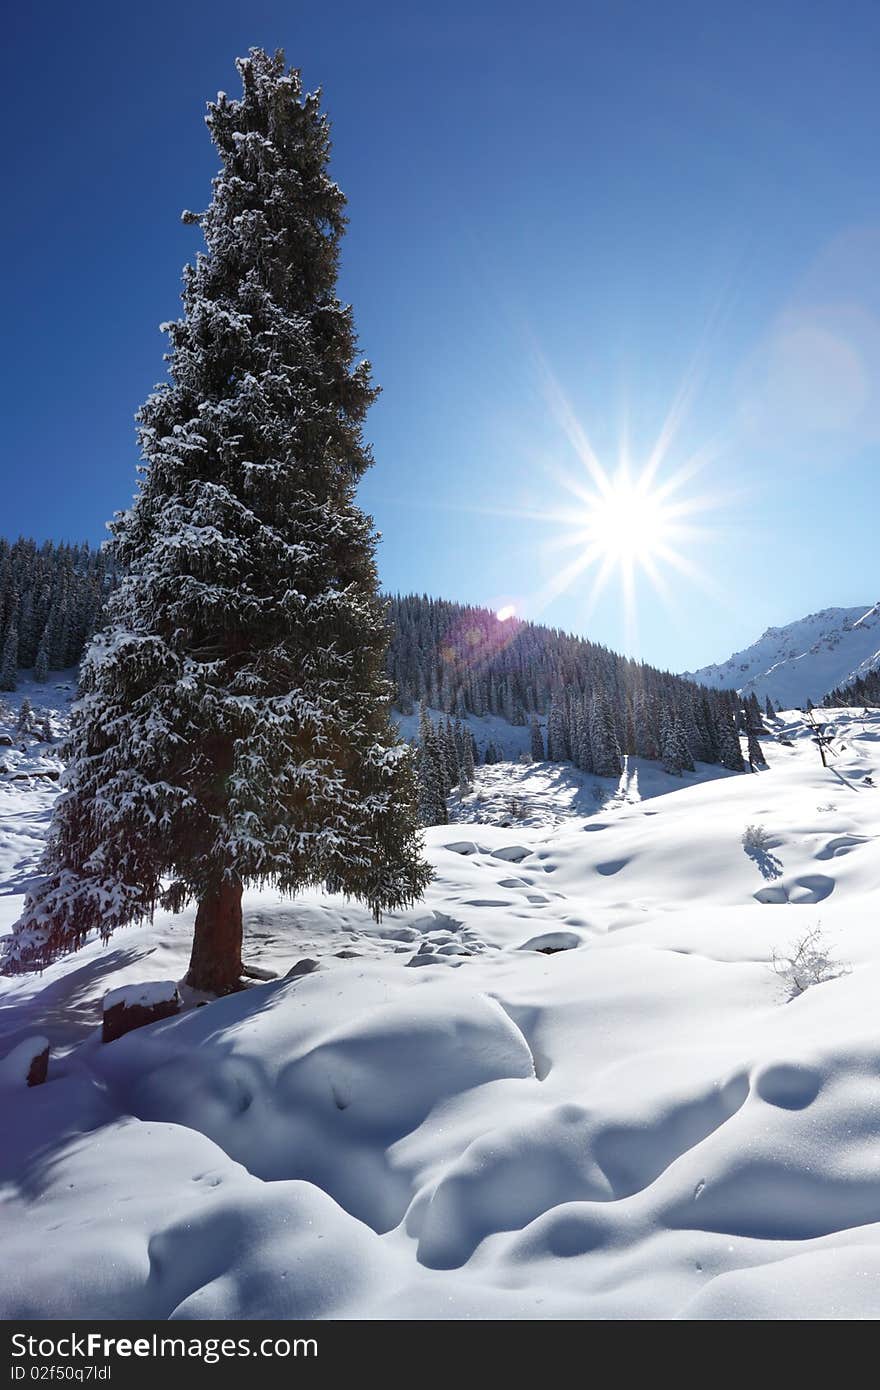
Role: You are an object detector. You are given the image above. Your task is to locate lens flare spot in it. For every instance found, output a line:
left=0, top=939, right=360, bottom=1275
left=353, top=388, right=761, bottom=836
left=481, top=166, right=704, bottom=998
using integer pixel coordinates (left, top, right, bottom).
left=496, top=605, right=516, bottom=622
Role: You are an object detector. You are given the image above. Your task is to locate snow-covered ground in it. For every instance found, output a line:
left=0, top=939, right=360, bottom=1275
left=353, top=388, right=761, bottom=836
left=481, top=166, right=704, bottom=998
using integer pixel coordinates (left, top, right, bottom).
left=394, top=706, right=535, bottom=761
left=2, top=691, right=880, bottom=1320
left=448, top=753, right=735, bottom=829
left=685, top=602, right=880, bottom=707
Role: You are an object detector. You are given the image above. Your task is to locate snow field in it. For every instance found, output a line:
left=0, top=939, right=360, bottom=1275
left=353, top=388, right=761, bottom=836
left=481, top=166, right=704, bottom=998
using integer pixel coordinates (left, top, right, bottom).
left=1, top=700, right=880, bottom=1318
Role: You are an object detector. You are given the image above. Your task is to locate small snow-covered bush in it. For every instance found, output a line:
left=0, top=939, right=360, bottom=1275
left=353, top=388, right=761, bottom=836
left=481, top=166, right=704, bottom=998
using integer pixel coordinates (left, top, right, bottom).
left=16, top=698, right=35, bottom=735
left=504, top=795, right=528, bottom=821
left=742, top=823, right=772, bottom=853
left=771, top=925, right=850, bottom=1001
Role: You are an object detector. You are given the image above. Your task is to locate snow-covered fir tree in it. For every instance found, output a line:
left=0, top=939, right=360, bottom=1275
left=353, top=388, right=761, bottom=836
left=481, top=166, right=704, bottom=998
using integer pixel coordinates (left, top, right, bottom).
left=3, top=50, right=430, bottom=989
left=589, top=691, right=622, bottom=778
left=529, top=714, right=545, bottom=761
left=416, top=706, right=448, bottom=826
left=546, top=702, right=569, bottom=761
left=456, top=717, right=475, bottom=785
left=660, top=711, right=683, bottom=775
left=16, top=697, right=35, bottom=735
left=746, top=723, right=766, bottom=770
left=717, top=709, right=746, bottom=772
left=0, top=620, right=18, bottom=692
left=633, top=689, right=659, bottom=760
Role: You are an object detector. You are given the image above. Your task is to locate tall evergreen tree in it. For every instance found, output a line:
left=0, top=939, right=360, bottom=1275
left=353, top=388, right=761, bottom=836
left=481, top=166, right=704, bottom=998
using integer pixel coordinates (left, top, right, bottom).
left=460, top=723, right=476, bottom=783
left=660, top=712, right=683, bottom=775
left=589, top=692, right=622, bottom=777
left=529, top=714, right=545, bottom=761
left=672, top=711, right=695, bottom=772
left=416, top=706, right=447, bottom=826
left=546, top=702, right=569, bottom=761
left=17, top=696, right=35, bottom=735
left=34, top=639, right=50, bottom=684
left=0, top=619, right=18, bottom=692
left=633, top=690, right=659, bottom=760
left=746, top=724, right=766, bottom=770
left=572, top=702, right=594, bottom=772
left=3, top=51, right=430, bottom=987
left=717, top=712, right=746, bottom=772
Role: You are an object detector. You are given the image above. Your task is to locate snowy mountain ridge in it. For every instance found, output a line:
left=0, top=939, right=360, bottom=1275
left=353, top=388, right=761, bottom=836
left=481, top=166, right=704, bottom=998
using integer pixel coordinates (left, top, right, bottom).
left=684, top=602, right=880, bottom=708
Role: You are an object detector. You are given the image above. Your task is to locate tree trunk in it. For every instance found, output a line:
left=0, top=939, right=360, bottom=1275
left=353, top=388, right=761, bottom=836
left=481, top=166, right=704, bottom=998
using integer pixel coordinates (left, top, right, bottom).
left=186, top=878, right=244, bottom=994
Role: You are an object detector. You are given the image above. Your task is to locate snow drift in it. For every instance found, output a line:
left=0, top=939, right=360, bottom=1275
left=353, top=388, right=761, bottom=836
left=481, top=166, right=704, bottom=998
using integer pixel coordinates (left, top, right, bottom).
left=2, top=690, right=880, bottom=1319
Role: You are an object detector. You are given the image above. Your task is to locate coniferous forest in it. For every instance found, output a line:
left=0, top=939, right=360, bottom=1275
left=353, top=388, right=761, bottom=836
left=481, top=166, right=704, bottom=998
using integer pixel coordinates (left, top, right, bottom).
left=823, top=669, right=880, bottom=707
left=0, top=538, right=115, bottom=690
left=388, top=593, right=747, bottom=781
left=0, top=552, right=747, bottom=784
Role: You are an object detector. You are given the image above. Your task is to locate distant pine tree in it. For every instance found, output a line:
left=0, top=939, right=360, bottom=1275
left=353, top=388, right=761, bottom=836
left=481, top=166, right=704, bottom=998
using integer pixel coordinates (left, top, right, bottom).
left=674, top=712, right=695, bottom=772
left=417, top=707, right=448, bottom=826
left=546, top=703, right=570, bottom=762
left=590, top=692, right=622, bottom=778
left=0, top=621, right=18, bottom=692
left=573, top=703, right=594, bottom=772
left=529, top=714, right=545, bottom=761
left=461, top=724, right=476, bottom=783
left=633, top=691, right=659, bottom=760
left=746, top=724, right=766, bottom=770
left=34, top=640, right=50, bottom=684
left=660, top=713, right=682, bottom=775
left=718, top=713, right=746, bottom=772
left=17, top=697, right=35, bottom=735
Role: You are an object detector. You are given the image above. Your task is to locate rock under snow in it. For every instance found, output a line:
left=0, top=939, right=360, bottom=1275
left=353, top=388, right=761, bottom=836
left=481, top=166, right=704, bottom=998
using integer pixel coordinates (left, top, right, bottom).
left=102, top=980, right=180, bottom=1043
left=0, top=1035, right=49, bottom=1088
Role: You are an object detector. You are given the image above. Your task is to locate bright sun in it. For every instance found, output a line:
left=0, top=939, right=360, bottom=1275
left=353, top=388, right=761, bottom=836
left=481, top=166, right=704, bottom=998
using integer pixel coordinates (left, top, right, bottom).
left=525, top=426, right=722, bottom=649
left=543, top=454, right=713, bottom=642
left=463, top=353, right=727, bottom=648
left=583, top=468, right=674, bottom=565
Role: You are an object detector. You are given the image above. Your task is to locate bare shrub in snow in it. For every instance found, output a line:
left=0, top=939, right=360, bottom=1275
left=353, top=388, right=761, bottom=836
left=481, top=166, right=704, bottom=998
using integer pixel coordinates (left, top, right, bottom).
left=742, top=823, right=782, bottom=879
left=742, top=823, right=771, bottom=853
left=771, top=925, right=850, bottom=1001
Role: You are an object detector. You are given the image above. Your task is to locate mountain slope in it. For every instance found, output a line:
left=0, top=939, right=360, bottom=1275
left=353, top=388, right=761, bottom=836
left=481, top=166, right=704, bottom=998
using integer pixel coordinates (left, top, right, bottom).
left=684, top=603, right=880, bottom=707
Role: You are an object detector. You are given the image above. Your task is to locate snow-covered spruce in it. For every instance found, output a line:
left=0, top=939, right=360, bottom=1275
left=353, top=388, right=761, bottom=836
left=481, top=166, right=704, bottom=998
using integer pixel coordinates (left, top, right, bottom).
left=3, top=50, right=430, bottom=990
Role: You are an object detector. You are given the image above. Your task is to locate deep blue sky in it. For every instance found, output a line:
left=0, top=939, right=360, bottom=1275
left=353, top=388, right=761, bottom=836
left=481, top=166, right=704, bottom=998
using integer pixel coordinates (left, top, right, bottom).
left=3, top=1, right=879, bottom=670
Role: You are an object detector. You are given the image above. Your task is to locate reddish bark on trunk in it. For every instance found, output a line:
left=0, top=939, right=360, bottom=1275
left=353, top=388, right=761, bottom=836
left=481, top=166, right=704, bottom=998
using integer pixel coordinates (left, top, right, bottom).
left=186, top=879, right=244, bottom=994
